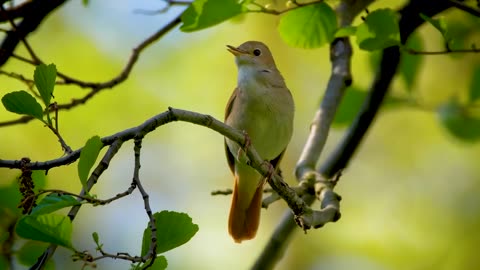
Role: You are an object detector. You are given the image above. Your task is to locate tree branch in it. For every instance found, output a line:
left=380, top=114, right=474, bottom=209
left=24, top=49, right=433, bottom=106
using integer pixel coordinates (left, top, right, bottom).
left=0, top=14, right=182, bottom=127
left=30, top=139, right=124, bottom=270
left=448, top=0, right=480, bottom=17
left=404, top=47, right=480, bottom=55
left=0, top=0, right=67, bottom=67
left=251, top=0, right=453, bottom=269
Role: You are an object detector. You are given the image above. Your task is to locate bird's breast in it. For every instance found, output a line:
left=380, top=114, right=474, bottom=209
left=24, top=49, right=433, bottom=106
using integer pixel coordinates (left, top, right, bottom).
left=226, top=78, right=294, bottom=161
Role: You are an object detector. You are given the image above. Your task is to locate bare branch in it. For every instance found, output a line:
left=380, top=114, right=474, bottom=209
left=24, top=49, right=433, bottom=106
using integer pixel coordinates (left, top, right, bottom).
left=252, top=0, right=454, bottom=269
left=294, top=37, right=352, bottom=180
left=56, top=15, right=182, bottom=89
left=448, top=0, right=480, bottom=17
left=133, top=138, right=158, bottom=266
left=30, top=139, right=124, bottom=269
left=0, top=14, right=182, bottom=128
left=248, top=0, right=323, bottom=15
left=404, top=47, right=480, bottom=55
left=0, top=0, right=67, bottom=67
left=17, top=106, right=330, bottom=268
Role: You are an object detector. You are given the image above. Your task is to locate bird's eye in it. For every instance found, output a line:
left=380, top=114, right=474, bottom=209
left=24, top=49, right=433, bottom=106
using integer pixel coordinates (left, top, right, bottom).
left=253, top=49, right=262, bottom=56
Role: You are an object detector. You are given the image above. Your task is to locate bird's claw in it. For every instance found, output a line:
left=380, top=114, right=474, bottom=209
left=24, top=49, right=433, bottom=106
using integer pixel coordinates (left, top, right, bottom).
left=262, top=160, right=276, bottom=181
left=236, top=131, right=251, bottom=165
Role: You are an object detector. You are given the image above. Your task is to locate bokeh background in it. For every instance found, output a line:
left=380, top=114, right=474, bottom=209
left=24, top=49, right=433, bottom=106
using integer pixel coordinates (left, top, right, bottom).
left=1, top=0, right=480, bottom=269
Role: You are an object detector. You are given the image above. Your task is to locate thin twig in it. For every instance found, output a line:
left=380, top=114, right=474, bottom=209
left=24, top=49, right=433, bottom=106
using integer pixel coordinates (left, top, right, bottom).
left=134, top=0, right=191, bottom=14
left=248, top=0, right=323, bottom=15
left=56, top=15, right=182, bottom=89
left=133, top=138, right=158, bottom=266
left=44, top=121, right=72, bottom=154
left=404, top=47, right=480, bottom=55
left=448, top=0, right=480, bottom=17
left=0, top=15, right=182, bottom=128
left=30, top=139, right=124, bottom=270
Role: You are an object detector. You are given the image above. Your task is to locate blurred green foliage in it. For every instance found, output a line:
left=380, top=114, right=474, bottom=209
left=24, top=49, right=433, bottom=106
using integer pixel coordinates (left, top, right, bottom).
left=1, top=0, right=480, bottom=269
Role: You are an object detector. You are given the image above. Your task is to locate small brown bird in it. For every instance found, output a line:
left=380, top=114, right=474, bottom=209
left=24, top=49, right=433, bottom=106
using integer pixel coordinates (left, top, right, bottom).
left=224, top=41, right=294, bottom=243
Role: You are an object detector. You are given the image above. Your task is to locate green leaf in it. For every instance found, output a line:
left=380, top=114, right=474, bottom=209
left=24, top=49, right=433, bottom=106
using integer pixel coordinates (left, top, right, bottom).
left=78, top=136, right=103, bottom=190
left=469, top=65, right=480, bottom=102
left=420, top=14, right=451, bottom=45
left=0, top=171, right=46, bottom=217
left=0, top=258, right=7, bottom=270
left=180, top=0, right=244, bottom=32
left=92, top=232, right=99, bottom=245
left=137, top=256, right=168, bottom=270
left=333, top=86, right=407, bottom=127
left=82, top=0, right=89, bottom=6
left=16, top=214, right=74, bottom=249
left=1, top=91, right=43, bottom=120
left=30, top=194, right=81, bottom=216
left=17, top=241, right=55, bottom=269
left=278, top=2, right=337, bottom=48
left=32, top=170, right=48, bottom=191
left=333, top=87, right=366, bottom=127
left=356, top=9, right=400, bottom=51
left=34, top=64, right=56, bottom=107
left=399, top=33, right=423, bottom=91
left=335, top=26, right=357, bottom=38
left=438, top=99, right=480, bottom=141
left=141, top=211, right=199, bottom=256
left=0, top=178, right=22, bottom=215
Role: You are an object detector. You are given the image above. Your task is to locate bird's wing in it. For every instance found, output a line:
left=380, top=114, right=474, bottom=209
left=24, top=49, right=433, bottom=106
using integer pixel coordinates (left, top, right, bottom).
left=224, top=88, right=238, bottom=174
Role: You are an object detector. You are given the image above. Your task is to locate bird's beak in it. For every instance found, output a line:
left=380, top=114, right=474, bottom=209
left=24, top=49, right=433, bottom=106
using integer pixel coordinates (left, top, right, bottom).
left=227, top=45, right=247, bottom=56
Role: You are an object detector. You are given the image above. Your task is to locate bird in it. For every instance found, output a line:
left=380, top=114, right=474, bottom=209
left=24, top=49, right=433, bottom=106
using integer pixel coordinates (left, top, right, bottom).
left=224, top=41, right=294, bottom=243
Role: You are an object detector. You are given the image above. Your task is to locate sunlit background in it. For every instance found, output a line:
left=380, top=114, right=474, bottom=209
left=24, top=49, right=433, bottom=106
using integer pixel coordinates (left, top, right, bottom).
left=1, top=0, right=480, bottom=269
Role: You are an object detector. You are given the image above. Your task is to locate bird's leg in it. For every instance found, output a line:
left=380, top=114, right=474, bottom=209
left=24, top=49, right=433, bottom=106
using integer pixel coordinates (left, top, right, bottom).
left=236, top=130, right=251, bottom=165
left=261, top=161, right=276, bottom=183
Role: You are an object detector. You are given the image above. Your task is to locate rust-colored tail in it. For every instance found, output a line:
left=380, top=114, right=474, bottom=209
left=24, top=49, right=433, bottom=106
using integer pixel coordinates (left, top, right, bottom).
left=228, top=176, right=263, bottom=243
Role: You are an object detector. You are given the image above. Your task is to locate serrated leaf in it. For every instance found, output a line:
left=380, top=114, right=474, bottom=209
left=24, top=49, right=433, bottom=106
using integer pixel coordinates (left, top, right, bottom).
left=335, top=26, right=357, bottom=38
left=16, top=214, right=74, bottom=249
left=78, top=136, right=103, bottom=190
left=30, top=194, right=81, bottom=216
left=469, top=65, right=480, bottom=102
left=141, top=211, right=199, bottom=256
left=1, top=91, right=43, bottom=120
left=180, top=0, right=244, bottom=32
left=17, top=241, right=55, bottom=269
left=399, top=33, right=423, bottom=91
left=438, top=100, right=480, bottom=141
left=278, top=2, right=336, bottom=48
left=420, top=13, right=451, bottom=44
left=356, top=9, right=400, bottom=51
left=34, top=64, right=56, bottom=107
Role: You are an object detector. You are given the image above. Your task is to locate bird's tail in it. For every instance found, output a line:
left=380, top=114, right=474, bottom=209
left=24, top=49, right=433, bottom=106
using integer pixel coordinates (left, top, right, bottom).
left=228, top=174, right=263, bottom=243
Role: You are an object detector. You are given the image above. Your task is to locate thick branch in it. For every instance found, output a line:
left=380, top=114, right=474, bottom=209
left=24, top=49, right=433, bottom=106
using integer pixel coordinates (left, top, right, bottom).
left=252, top=1, right=453, bottom=269
left=0, top=1, right=38, bottom=22
left=0, top=0, right=67, bottom=67
left=294, top=37, right=352, bottom=180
